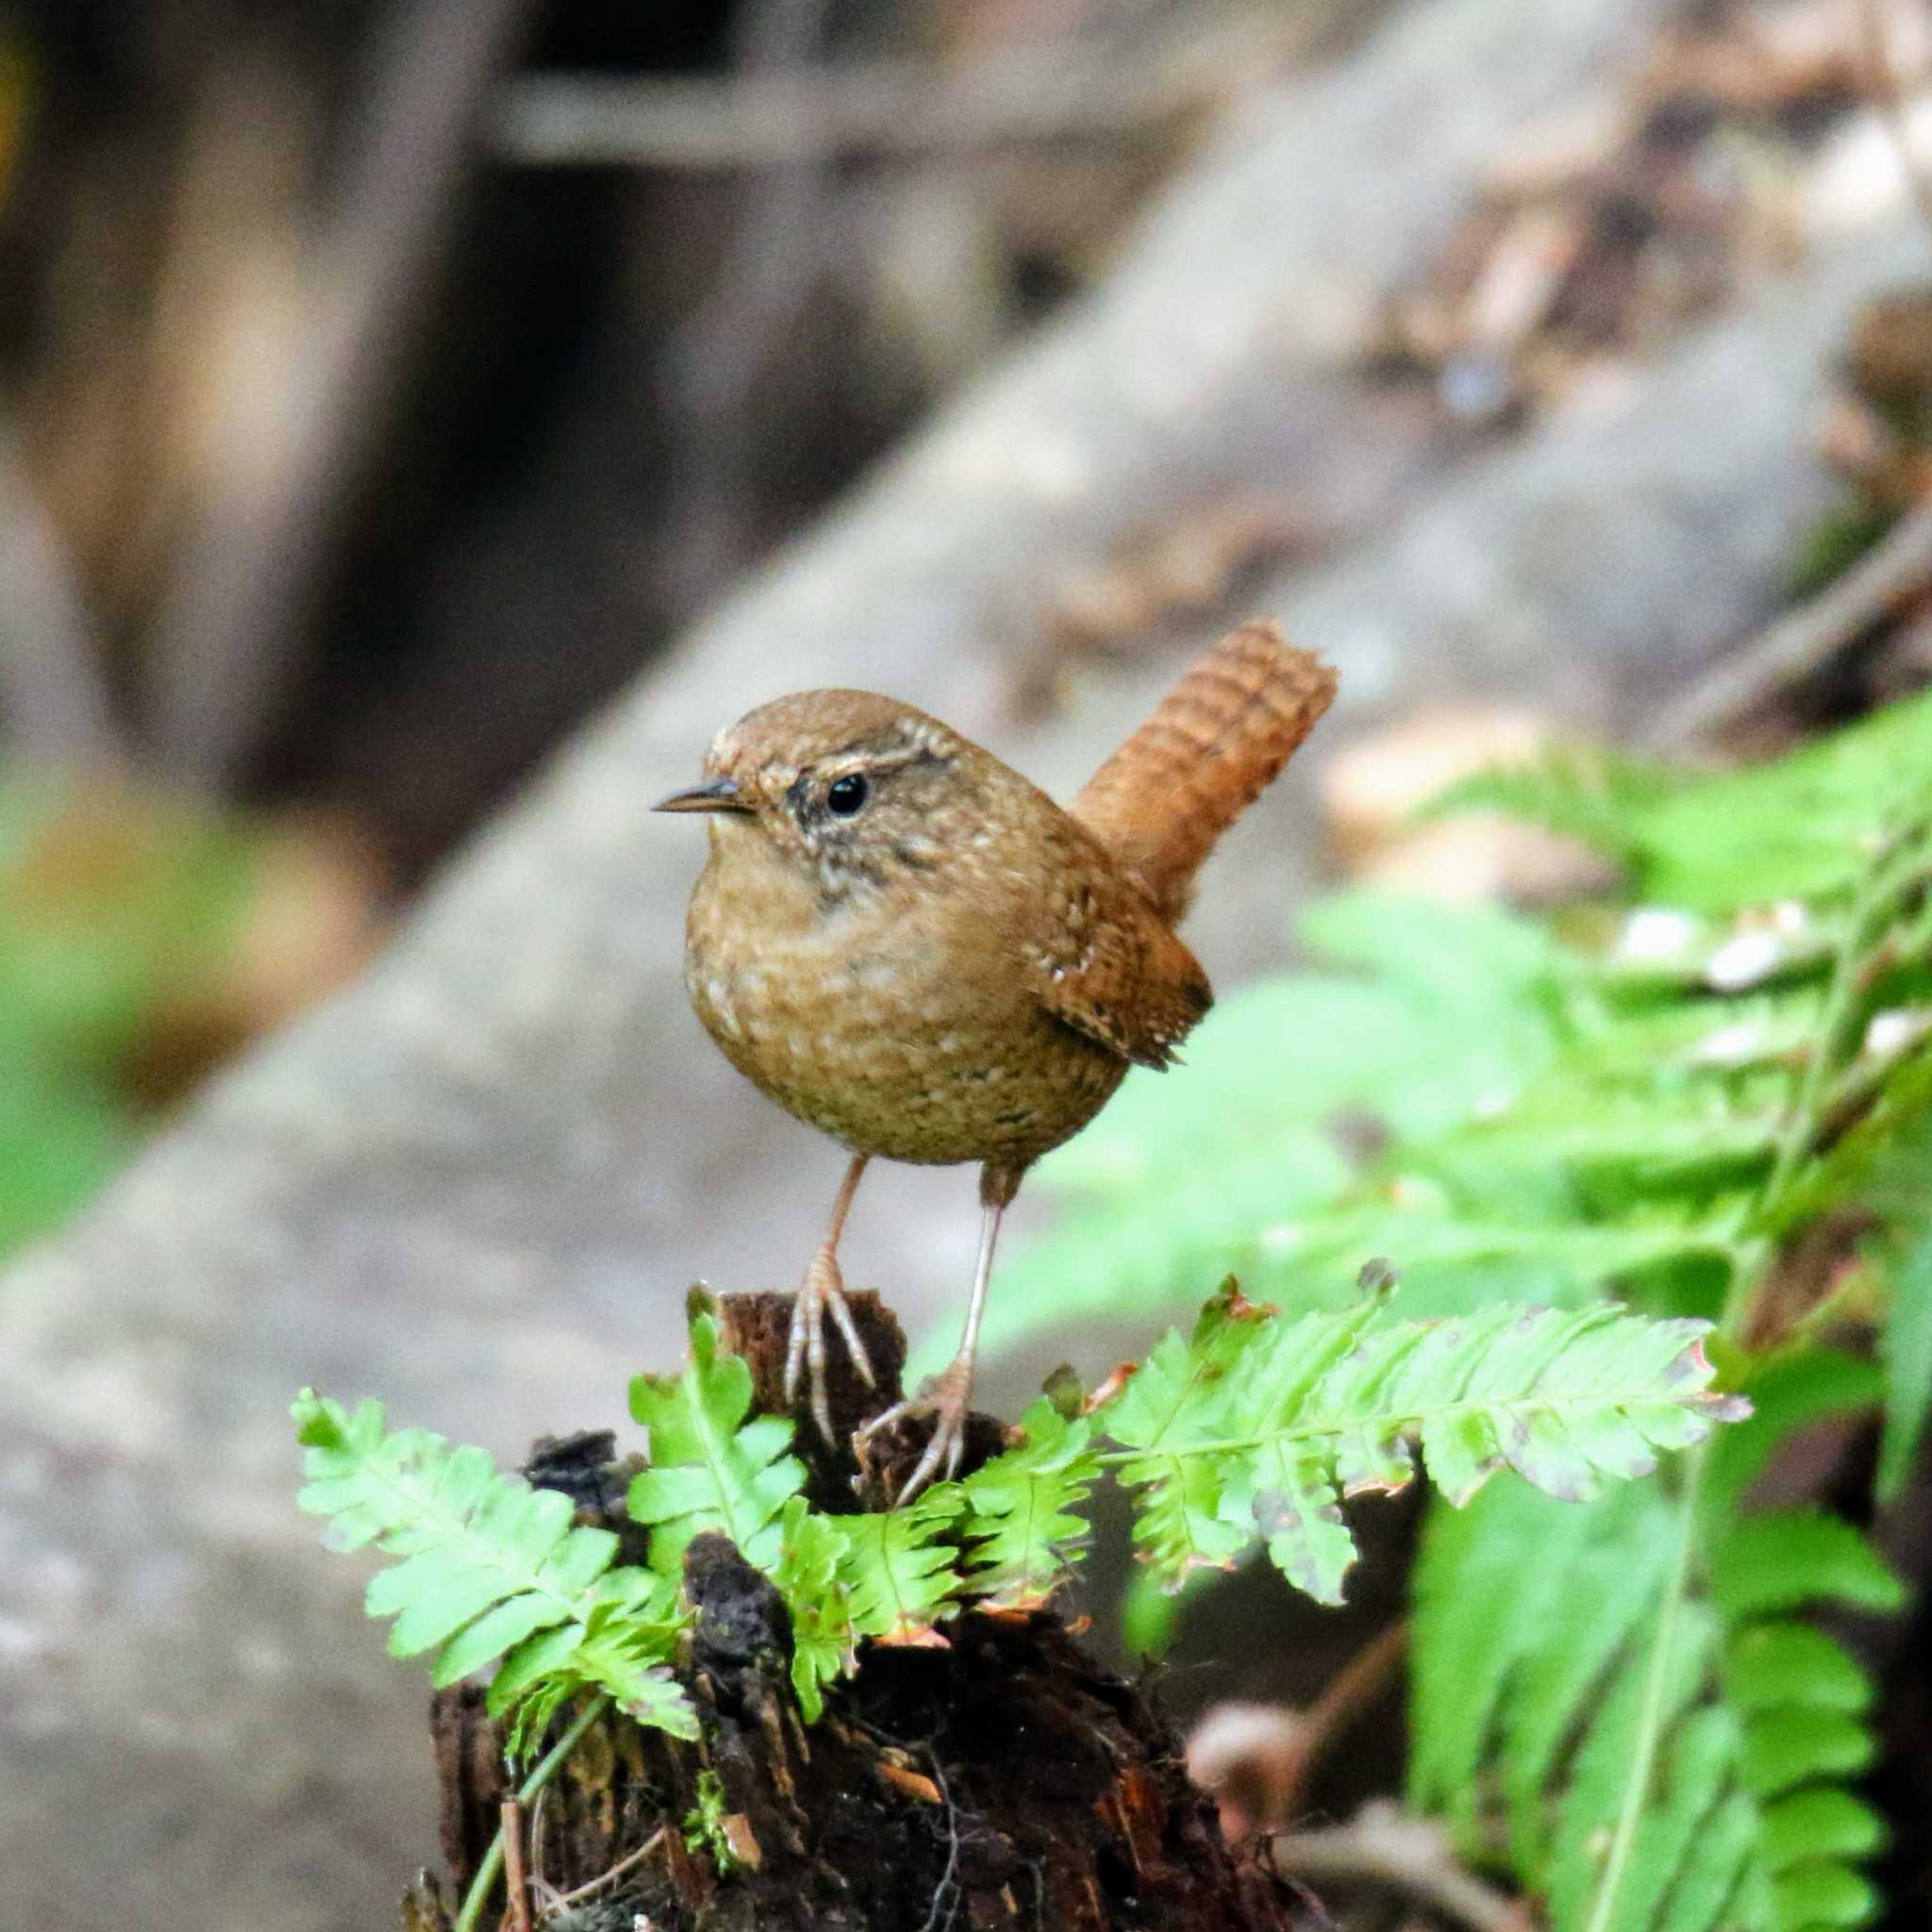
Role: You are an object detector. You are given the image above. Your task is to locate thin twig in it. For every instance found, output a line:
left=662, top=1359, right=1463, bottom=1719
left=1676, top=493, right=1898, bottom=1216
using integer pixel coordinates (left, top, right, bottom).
left=1274, top=1806, right=1524, bottom=1932
left=500, top=1798, right=532, bottom=1932
left=1281, top=1620, right=1408, bottom=1818
left=845, top=1712, right=963, bottom=1932
left=538, top=1827, right=667, bottom=1917
left=491, top=11, right=1290, bottom=171
left=453, top=1698, right=609, bottom=1932
left=526, top=1790, right=550, bottom=1906
left=1640, top=1, right=1932, bottom=756
left=1856, top=0, right=1932, bottom=251
left=916, top=1748, right=962, bottom=1932
left=1644, top=501, right=1932, bottom=750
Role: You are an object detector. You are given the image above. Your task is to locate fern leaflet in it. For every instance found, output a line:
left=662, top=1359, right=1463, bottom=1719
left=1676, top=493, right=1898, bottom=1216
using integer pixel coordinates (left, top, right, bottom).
left=770, top=1494, right=853, bottom=1721
left=959, top=1396, right=1101, bottom=1608
left=1419, top=741, right=1683, bottom=866
left=1099, top=1296, right=1741, bottom=1604
left=291, top=1391, right=696, bottom=1741
left=628, top=1300, right=805, bottom=1571
left=1413, top=1352, right=1898, bottom=1932
left=1837, top=1100, right=1932, bottom=1501
left=838, top=1490, right=963, bottom=1645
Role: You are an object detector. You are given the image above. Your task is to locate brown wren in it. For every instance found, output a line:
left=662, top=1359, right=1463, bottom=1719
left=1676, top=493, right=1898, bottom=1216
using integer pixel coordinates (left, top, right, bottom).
left=658, top=619, right=1337, bottom=1498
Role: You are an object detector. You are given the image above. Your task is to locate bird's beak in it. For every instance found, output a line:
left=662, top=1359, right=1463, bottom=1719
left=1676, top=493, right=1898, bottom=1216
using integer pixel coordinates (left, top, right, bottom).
left=653, top=776, right=754, bottom=815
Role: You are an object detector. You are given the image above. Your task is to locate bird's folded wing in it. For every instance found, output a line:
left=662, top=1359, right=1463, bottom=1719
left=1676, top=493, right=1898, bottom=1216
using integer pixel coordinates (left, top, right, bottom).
left=1026, top=889, right=1212, bottom=1071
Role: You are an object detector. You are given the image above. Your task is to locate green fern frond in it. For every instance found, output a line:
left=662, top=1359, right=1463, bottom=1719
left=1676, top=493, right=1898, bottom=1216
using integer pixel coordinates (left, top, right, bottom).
left=838, top=1490, right=963, bottom=1644
left=959, top=1396, right=1102, bottom=1608
left=1100, top=1294, right=1740, bottom=1604
left=1099, top=1283, right=1306, bottom=1579
left=1270, top=1202, right=1742, bottom=1316
left=1421, top=691, right=1932, bottom=910
left=771, top=1494, right=852, bottom=1721
left=294, top=1390, right=619, bottom=1678
left=1396, top=692, right=1930, bottom=1932
left=1433, top=690, right=1932, bottom=914
left=492, top=1569, right=695, bottom=1756
left=1877, top=1221, right=1932, bottom=1502
left=1629, top=692, right=1932, bottom=910
left=1701, top=1352, right=1887, bottom=1516
left=1409, top=1479, right=1675, bottom=1861
left=1421, top=741, right=1682, bottom=865
left=627, top=1301, right=805, bottom=1572
left=1824, top=1096, right=1932, bottom=1500
left=1411, top=1351, right=1898, bottom=1932
left=291, top=1391, right=696, bottom=1741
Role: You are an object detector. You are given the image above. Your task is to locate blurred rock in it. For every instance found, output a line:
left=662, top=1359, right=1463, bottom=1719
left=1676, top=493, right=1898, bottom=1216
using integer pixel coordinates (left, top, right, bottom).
left=1361, top=813, right=1618, bottom=907
left=1322, top=704, right=1616, bottom=905
left=1323, top=705, right=1546, bottom=859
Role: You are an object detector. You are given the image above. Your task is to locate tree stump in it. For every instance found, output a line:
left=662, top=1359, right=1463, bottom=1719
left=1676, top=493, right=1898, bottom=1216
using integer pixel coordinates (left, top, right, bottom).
left=402, top=1291, right=1298, bottom=1930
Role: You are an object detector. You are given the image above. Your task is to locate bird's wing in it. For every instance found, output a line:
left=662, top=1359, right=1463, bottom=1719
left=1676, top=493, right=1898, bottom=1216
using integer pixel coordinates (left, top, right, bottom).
left=1024, top=865, right=1212, bottom=1071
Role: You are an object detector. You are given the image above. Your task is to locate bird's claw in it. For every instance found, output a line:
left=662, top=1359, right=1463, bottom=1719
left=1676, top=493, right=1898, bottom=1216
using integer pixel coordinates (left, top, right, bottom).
left=784, top=1247, right=876, bottom=1442
left=855, top=1357, right=974, bottom=1504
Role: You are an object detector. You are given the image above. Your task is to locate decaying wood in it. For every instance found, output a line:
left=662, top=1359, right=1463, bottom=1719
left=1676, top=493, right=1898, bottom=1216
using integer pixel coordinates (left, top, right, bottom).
left=404, top=1292, right=1293, bottom=1932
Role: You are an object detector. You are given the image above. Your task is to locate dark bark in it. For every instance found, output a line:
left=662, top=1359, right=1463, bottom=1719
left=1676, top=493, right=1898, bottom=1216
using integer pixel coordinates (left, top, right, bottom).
left=403, top=1292, right=1295, bottom=1932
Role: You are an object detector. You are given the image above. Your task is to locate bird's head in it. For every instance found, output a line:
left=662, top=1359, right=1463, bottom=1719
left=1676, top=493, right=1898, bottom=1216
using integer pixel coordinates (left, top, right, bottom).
left=656, top=690, right=986, bottom=905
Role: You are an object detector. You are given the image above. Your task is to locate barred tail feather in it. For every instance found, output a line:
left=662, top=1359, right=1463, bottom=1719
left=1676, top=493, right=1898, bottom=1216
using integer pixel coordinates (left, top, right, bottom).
left=1071, top=620, right=1337, bottom=921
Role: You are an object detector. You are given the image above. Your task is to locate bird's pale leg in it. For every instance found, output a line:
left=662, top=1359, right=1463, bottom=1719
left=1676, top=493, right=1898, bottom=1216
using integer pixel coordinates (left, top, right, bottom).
left=860, top=1163, right=1019, bottom=1503
left=785, top=1153, right=874, bottom=1441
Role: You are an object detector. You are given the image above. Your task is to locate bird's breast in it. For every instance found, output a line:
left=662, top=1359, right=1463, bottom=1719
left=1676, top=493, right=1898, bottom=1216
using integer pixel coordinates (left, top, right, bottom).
left=683, top=845, right=1124, bottom=1167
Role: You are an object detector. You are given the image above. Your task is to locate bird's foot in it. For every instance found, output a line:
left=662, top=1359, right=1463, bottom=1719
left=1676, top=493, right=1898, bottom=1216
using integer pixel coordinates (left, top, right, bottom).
left=855, top=1355, right=974, bottom=1505
left=784, top=1245, right=876, bottom=1441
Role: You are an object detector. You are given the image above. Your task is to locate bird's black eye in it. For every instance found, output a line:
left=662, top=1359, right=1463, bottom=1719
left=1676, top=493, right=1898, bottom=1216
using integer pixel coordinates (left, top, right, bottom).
left=825, top=773, right=870, bottom=817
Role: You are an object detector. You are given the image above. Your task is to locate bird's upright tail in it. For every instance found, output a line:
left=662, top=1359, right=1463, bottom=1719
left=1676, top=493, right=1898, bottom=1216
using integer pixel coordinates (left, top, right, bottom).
left=1070, top=619, right=1337, bottom=923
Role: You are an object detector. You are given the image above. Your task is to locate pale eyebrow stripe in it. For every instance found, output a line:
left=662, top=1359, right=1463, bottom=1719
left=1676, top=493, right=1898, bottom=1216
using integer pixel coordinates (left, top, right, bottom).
left=824, top=741, right=950, bottom=774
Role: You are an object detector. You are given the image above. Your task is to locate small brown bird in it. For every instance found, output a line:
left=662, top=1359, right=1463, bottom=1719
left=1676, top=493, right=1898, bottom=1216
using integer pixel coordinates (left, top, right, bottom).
left=658, top=620, right=1337, bottom=1497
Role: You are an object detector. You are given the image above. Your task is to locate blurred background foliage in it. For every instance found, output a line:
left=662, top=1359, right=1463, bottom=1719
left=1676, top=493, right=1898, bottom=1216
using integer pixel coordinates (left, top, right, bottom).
left=0, top=0, right=1275, bottom=860
left=0, top=776, right=242, bottom=1251
left=0, top=774, right=378, bottom=1254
